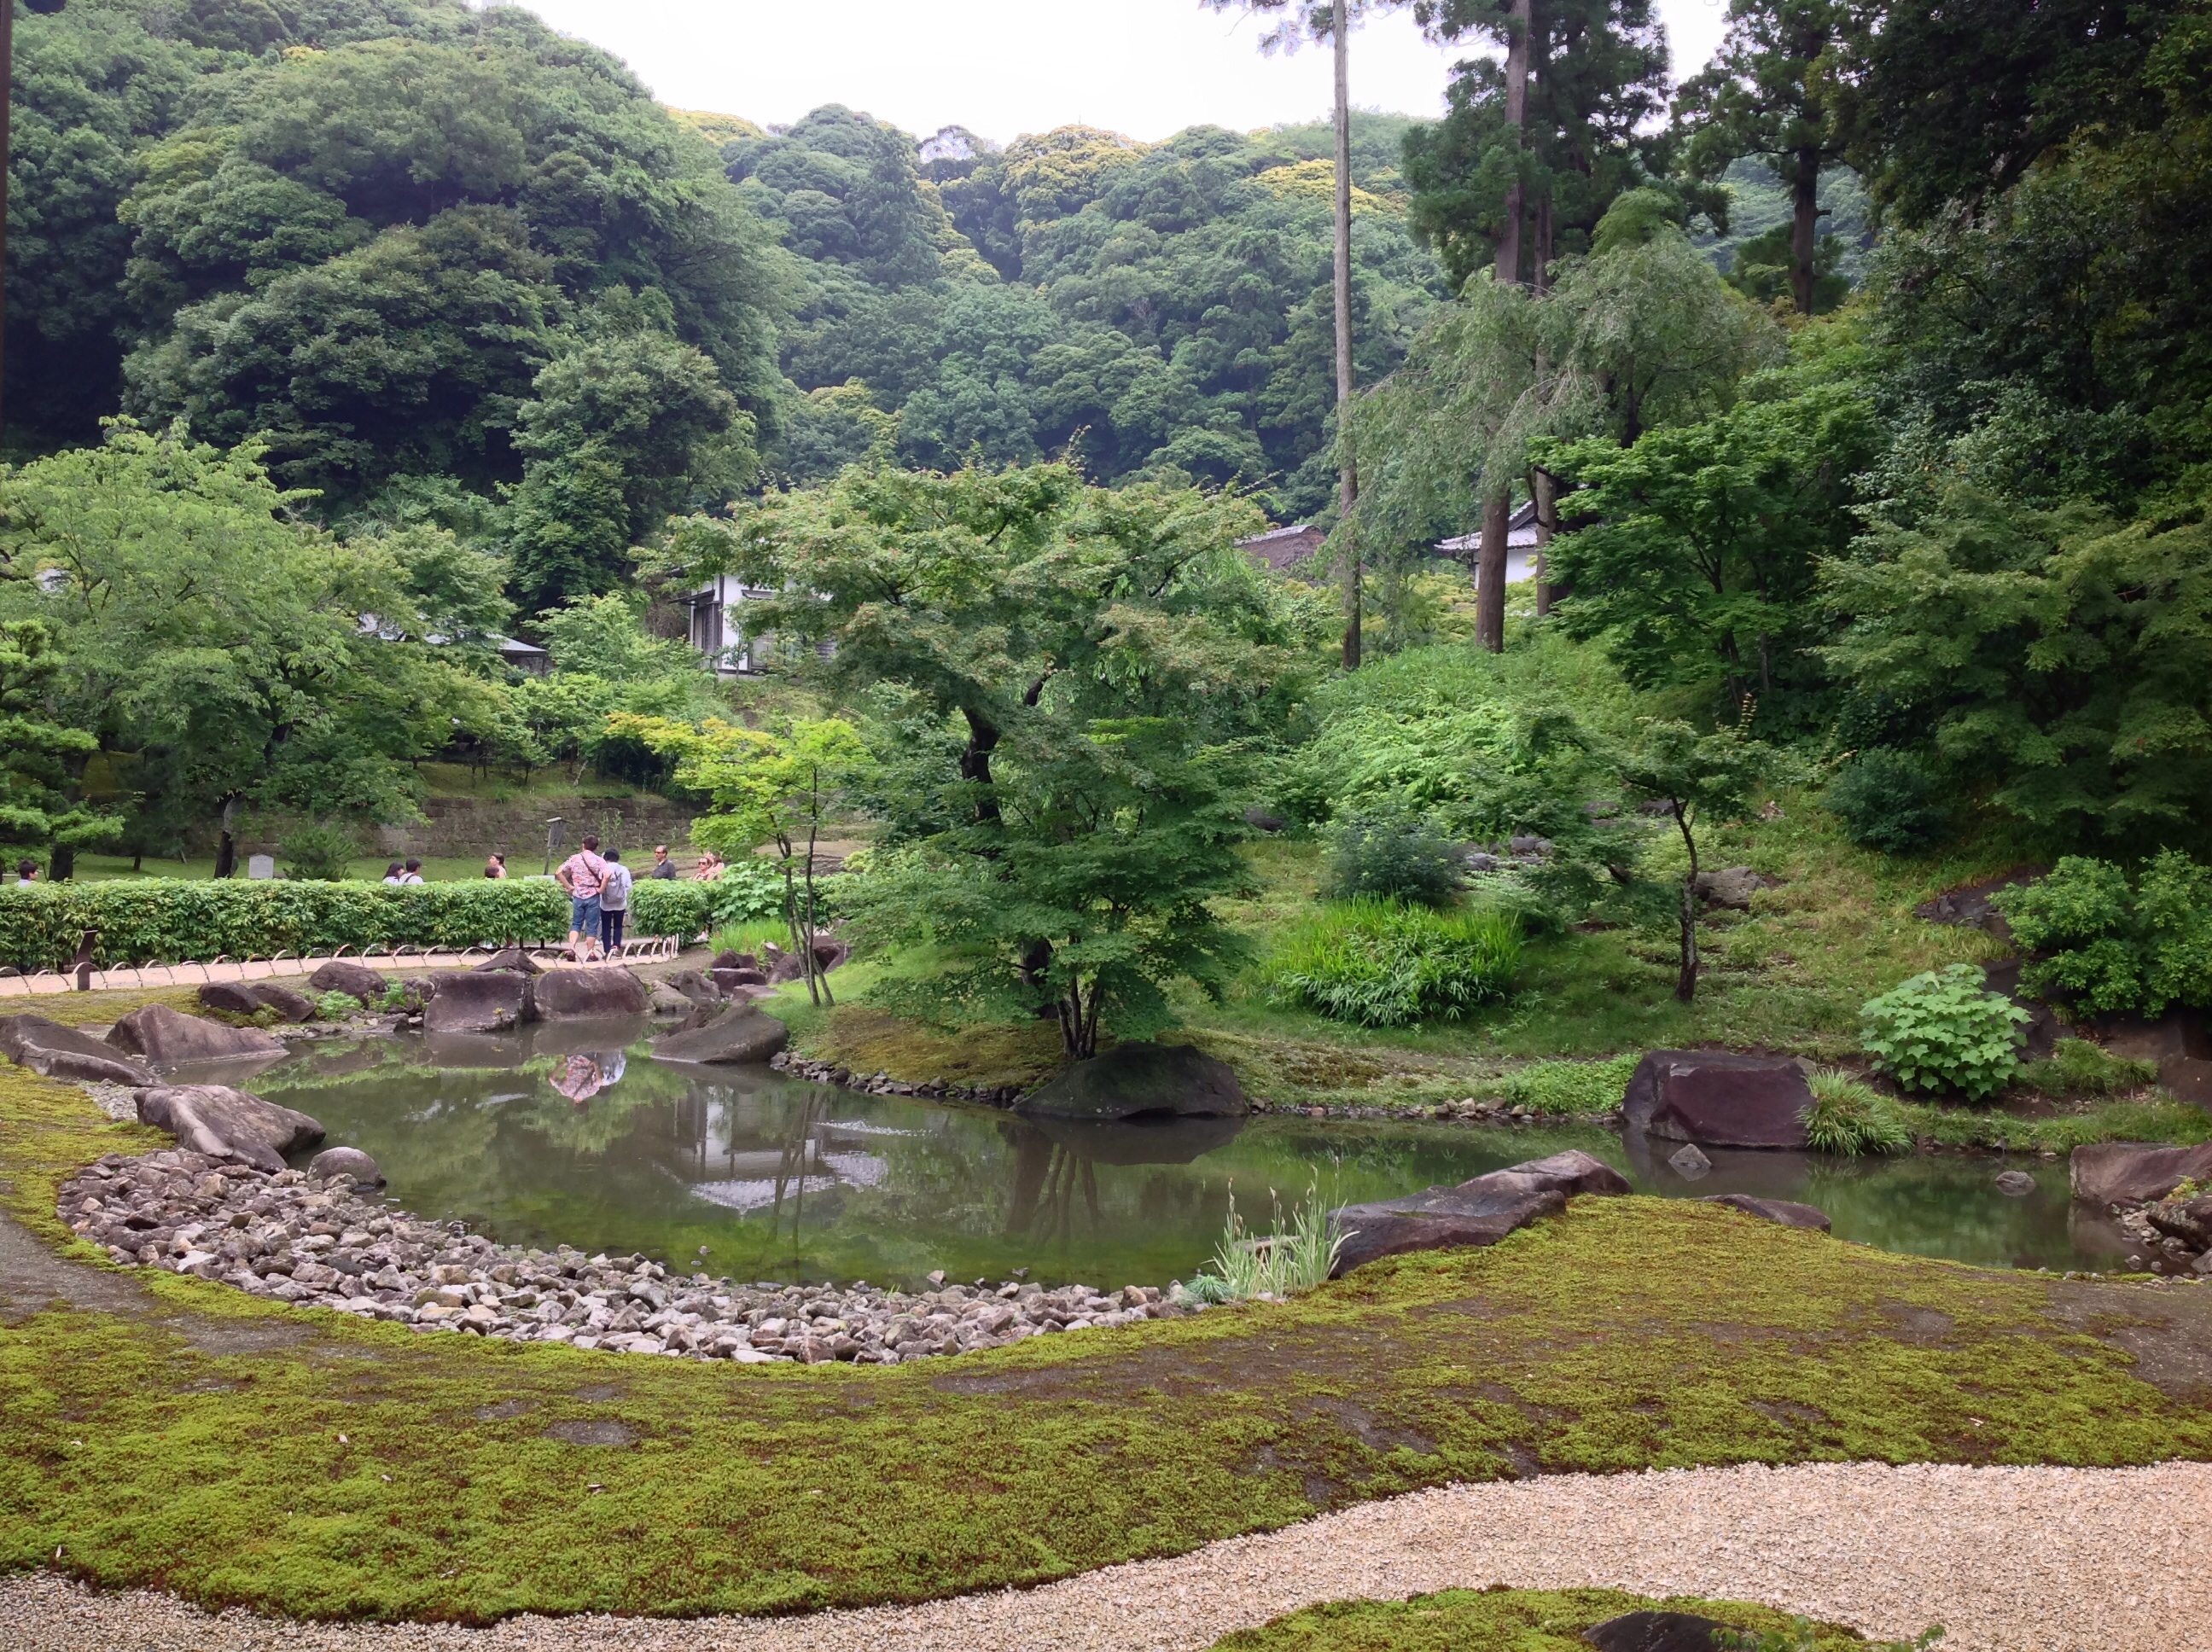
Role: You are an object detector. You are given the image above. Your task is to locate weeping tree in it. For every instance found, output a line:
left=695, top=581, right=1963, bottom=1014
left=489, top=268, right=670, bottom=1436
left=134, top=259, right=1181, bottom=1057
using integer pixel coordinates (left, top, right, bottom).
left=1353, top=191, right=1774, bottom=649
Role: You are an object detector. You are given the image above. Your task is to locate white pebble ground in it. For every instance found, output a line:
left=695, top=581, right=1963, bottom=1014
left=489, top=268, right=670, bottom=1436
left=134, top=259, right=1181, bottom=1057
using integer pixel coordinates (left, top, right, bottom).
left=3, top=1460, right=2207, bottom=1651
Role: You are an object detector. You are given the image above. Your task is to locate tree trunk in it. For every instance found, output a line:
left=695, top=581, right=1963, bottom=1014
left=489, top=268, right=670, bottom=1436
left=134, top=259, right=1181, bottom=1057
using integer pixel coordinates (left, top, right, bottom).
left=1790, top=147, right=1820, bottom=315
left=1533, top=180, right=1552, bottom=294
left=960, top=707, right=1002, bottom=824
left=1475, top=490, right=1510, bottom=652
left=1674, top=807, right=1700, bottom=1002
left=1531, top=467, right=1556, bottom=617
left=48, top=844, right=74, bottom=883
left=1333, top=0, right=1360, bottom=672
left=213, top=798, right=239, bottom=880
left=1497, top=0, right=1531, bottom=286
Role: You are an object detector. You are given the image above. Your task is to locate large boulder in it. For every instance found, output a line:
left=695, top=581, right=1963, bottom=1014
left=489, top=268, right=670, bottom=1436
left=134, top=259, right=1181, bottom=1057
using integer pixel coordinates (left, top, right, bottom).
left=1702, top=1193, right=1831, bottom=1231
left=472, top=947, right=543, bottom=976
left=135, top=1084, right=323, bottom=1174
left=651, top=1004, right=789, bottom=1065
left=420, top=969, right=529, bottom=1035
left=647, top=983, right=693, bottom=1016
left=1692, top=866, right=1778, bottom=910
left=308, top=959, right=387, bottom=1003
left=197, top=981, right=316, bottom=1023
left=0, top=1015, right=154, bottom=1085
left=663, top=969, right=722, bottom=1006
left=2070, top=1142, right=2212, bottom=1207
left=106, top=1003, right=285, bottom=1067
left=1326, top=1149, right=1628, bottom=1277
left=710, top=967, right=767, bottom=994
left=1017, top=1042, right=1248, bottom=1122
left=1621, top=1050, right=1812, bottom=1149
left=308, top=1145, right=383, bottom=1187
left=2146, top=1193, right=2212, bottom=1250
left=529, top=966, right=649, bottom=1021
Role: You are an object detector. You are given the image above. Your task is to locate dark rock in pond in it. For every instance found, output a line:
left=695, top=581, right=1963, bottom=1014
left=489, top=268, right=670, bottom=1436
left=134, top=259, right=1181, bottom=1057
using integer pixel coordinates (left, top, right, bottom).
left=1622, top=1050, right=1812, bottom=1149
left=421, top=969, right=528, bottom=1035
left=250, top=982, right=318, bottom=1023
left=530, top=965, right=649, bottom=1021
left=1702, top=1193, right=1831, bottom=1231
left=1668, top=1143, right=1714, bottom=1180
left=710, top=950, right=754, bottom=973
left=308, top=1146, right=383, bottom=1187
left=0, top=1014, right=155, bottom=1085
left=664, top=969, right=721, bottom=1005
left=710, top=968, right=767, bottom=993
left=2071, top=1142, right=2212, bottom=1207
left=1016, top=1042, right=1248, bottom=1122
left=1994, top=1169, right=2037, bottom=1197
left=1243, top=806, right=1284, bottom=833
left=1583, top=1609, right=1732, bottom=1652
left=472, top=947, right=543, bottom=976
left=646, top=983, right=692, bottom=1016
left=2146, top=1192, right=2212, bottom=1250
left=651, top=1004, right=789, bottom=1065
left=196, top=981, right=268, bottom=1018
left=308, top=960, right=386, bottom=1003
left=1326, top=1149, right=1627, bottom=1277
left=135, top=1084, right=323, bottom=1173
left=107, top=1003, right=285, bottom=1067
left=1692, top=864, right=1778, bottom=910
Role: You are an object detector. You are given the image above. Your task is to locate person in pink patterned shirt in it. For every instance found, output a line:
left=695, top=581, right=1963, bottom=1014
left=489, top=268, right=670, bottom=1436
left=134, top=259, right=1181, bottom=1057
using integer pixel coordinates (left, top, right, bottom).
left=554, top=835, right=608, bottom=957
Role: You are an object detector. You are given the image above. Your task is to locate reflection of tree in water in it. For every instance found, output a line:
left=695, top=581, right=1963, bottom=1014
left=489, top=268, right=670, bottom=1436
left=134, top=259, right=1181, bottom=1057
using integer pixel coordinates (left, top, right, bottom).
left=1005, top=1129, right=1104, bottom=1242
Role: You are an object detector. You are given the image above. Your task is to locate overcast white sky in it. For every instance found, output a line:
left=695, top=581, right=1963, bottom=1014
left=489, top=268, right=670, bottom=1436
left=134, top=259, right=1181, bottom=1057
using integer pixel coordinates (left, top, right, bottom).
left=520, top=0, right=1732, bottom=144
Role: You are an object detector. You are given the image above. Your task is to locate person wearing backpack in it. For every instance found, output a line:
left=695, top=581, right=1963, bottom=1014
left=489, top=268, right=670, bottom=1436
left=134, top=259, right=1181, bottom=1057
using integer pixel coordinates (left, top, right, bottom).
left=598, top=848, right=632, bottom=954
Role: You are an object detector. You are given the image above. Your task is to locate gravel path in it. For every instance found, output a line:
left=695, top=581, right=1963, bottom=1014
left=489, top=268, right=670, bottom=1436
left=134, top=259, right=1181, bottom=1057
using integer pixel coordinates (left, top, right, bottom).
left=4, top=1460, right=2207, bottom=1652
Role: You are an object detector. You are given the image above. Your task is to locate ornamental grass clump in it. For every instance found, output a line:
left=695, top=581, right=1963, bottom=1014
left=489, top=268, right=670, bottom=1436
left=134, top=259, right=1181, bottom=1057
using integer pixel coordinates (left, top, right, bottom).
left=1182, top=1179, right=1343, bottom=1303
left=1264, top=897, right=1521, bottom=1028
left=1802, top=1066, right=1914, bottom=1156
left=1860, top=963, right=2030, bottom=1102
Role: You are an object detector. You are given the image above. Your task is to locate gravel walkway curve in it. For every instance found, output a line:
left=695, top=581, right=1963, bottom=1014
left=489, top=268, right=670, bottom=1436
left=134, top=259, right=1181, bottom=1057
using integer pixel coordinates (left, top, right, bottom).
left=5, top=1460, right=2208, bottom=1652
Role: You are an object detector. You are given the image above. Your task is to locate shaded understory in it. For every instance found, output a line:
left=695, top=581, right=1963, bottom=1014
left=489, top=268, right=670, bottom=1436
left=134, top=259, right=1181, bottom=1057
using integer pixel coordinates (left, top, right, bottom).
left=5, top=1065, right=2212, bottom=1624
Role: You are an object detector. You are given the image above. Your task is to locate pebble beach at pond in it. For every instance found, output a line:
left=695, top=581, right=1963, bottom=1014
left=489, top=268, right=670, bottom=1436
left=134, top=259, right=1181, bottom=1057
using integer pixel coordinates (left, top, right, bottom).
left=55, top=1148, right=1190, bottom=1364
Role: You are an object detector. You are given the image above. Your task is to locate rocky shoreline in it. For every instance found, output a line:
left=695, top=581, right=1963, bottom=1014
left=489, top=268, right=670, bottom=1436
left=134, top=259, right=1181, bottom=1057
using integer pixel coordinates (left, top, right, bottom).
left=55, top=1149, right=1196, bottom=1364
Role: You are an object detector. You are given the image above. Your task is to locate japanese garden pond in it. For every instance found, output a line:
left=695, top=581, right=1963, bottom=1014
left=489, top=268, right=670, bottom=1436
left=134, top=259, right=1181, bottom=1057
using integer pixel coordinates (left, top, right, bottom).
left=247, top=1021, right=2137, bottom=1288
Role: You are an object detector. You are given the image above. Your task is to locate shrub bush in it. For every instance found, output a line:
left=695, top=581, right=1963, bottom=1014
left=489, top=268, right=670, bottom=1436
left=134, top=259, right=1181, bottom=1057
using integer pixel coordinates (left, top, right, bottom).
left=315, top=990, right=364, bottom=1021
left=278, top=823, right=359, bottom=882
left=1802, top=1067, right=1914, bottom=1155
left=1322, top=805, right=1465, bottom=906
left=1498, top=1053, right=1642, bottom=1116
left=704, top=859, right=788, bottom=925
left=1860, top=963, right=2031, bottom=1102
left=0, top=877, right=711, bottom=971
left=1993, top=852, right=2212, bottom=1015
left=1825, top=748, right=1951, bottom=853
left=2013, top=1037, right=2157, bottom=1098
left=1264, top=897, right=1521, bottom=1028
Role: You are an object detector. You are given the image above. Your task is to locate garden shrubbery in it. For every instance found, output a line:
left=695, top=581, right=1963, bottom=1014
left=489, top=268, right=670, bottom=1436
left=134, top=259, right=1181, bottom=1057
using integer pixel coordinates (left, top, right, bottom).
left=1825, top=748, right=1951, bottom=853
left=1994, top=852, right=2212, bottom=1015
left=1860, top=963, right=2030, bottom=1101
left=1322, top=805, right=1467, bottom=906
left=1802, top=1067, right=1915, bottom=1155
left=1264, top=897, right=1522, bottom=1028
left=0, top=877, right=721, bottom=971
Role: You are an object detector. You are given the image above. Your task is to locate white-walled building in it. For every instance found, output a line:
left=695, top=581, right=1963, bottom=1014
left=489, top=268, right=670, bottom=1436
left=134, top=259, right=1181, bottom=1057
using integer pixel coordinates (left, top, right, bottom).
left=1434, top=498, right=1544, bottom=589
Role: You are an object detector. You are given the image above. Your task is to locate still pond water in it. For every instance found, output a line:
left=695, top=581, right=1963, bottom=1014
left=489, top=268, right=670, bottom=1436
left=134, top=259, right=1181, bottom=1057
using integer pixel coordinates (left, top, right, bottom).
left=251, top=1021, right=2134, bottom=1289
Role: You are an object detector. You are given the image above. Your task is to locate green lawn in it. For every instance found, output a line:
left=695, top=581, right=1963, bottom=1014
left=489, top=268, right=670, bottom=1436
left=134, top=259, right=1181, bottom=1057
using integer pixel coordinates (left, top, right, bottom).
left=4, top=1060, right=2209, bottom=1623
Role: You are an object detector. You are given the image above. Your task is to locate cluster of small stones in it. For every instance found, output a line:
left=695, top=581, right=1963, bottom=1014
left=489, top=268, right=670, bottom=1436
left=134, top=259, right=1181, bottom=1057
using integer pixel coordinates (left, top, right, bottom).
left=769, top=1050, right=1027, bottom=1107
left=1249, top=1096, right=1576, bottom=1124
left=55, top=1148, right=1197, bottom=1364
left=2110, top=1200, right=2212, bottom=1278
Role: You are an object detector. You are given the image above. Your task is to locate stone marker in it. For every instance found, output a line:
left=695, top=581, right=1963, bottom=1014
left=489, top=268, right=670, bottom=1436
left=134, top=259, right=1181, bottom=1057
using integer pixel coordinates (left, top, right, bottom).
left=107, top=1003, right=285, bottom=1066
left=1016, top=1042, right=1248, bottom=1121
left=1668, top=1143, right=1714, bottom=1179
left=0, top=1015, right=154, bottom=1085
left=2070, top=1141, right=2212, bottom=1207
left=135, top=1084, right=323, bottom=1173
left=1622, top=1050, right=1813, bottom=1149
left=247, top=853, right=276, bottom=880
left=1701, top=1193, right=1831, bottom=1231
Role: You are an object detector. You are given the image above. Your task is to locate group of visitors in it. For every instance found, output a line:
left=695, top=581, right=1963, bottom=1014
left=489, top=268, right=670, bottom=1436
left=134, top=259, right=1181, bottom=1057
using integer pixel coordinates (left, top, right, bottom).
left=553, top=835, right=635, bottom=959
left=380, top=859, right=425, bottom=884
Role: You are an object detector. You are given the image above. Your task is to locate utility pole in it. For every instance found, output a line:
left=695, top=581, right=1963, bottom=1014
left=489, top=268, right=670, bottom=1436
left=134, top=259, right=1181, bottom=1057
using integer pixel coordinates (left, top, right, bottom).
left=0, top=1, right=70, bottom=444
left=1333, top=0, right=1360, bottom=671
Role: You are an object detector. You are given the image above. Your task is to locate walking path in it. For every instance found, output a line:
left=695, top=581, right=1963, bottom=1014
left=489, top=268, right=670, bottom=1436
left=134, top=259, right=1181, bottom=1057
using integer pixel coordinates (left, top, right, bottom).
left=3, top=1459, right=2205, bottom=1652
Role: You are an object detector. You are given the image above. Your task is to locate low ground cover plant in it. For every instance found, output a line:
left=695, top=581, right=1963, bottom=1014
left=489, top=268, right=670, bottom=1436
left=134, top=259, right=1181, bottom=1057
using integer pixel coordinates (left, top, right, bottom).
left=1264, top=898, right=1522, bottom=1028
left=1860, top=964, right=2030, bottom=1102
left=1496, top=1053, right=1642, bottom=1115
left=2013, top=1038, right=2157, bottom=1097
left=1802, top=1066, right=1914, bottom=1155
left=1208, top=1588, right=1902, bottom=1652
left=1994, top=852, right=2212, bottom=1015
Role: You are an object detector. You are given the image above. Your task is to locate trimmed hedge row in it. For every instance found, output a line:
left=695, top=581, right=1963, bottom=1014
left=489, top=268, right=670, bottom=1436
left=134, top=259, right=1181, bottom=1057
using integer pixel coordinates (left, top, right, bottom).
left=0, top=879, right=719, bottom=972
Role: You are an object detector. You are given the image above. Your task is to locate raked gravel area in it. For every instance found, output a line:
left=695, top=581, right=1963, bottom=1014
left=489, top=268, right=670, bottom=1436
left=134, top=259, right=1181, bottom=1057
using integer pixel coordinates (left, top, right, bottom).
left=4, top=1460, right=2209, bottom=1652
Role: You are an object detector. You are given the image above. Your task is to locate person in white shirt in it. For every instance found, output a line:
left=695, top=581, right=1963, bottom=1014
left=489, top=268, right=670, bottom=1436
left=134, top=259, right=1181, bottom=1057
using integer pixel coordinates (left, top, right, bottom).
left=397, top=858, right=426, bottom=885
left=381, top=862, right=404, bottom=885
left=597, top=848, right=632, bottom=953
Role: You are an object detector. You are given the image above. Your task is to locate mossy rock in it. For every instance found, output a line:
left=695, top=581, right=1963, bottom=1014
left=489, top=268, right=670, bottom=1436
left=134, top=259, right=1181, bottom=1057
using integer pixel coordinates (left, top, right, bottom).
left=1016, top=1040, right=1249, bottom=1120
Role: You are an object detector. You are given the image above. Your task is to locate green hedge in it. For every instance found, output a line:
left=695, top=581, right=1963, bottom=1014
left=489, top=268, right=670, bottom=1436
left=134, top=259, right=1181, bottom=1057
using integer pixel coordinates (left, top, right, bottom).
left=0, top=878, right=718, bottom=972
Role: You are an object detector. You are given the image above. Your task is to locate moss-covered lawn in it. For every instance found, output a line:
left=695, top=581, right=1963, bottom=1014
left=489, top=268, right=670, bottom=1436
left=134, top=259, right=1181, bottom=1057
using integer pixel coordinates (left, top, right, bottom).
left=1211, top=1589, right=1877, bottom=1651
left=4, top=1063, right=2211, bottom=1624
